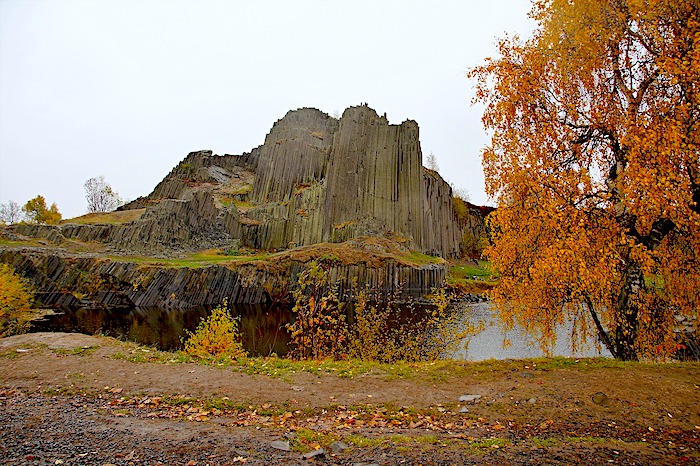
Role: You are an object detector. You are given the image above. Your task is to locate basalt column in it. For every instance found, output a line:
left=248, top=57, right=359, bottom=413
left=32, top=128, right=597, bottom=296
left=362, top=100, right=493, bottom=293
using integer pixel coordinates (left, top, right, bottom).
left=323, top=106, right=425, bottom=248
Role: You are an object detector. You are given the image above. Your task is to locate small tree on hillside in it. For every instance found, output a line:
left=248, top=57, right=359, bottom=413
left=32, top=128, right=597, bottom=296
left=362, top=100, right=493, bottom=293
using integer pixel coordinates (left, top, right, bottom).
left=452, top=186, right=471, bottom=203
left=0, top=263, right=35, bottom=336
left=0, top=201, right=22, bottom=224
left=84, top=176, right=123, bottom=213
left=22, top=195, right=61, bottom=225
left=425, top=152, right=439, bottom=172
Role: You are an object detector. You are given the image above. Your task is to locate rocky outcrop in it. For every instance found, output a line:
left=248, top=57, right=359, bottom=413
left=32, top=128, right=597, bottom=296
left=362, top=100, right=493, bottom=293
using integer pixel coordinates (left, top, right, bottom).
left=3, top=104, right=491, bottom=306
left=1, top=247, right=445, bottom=308
left=251, top=109, right=337, bottom=204
left=323, top=107, right=426, bottom=250
left=14, top=105, right=489, bottom=259
left=13, top=188, right=241, bottom=255
left=422, top=170, right=461, bottom=257
left=88, top=104, right=488, bottom=258
left=122, top=150, right=259, bottom=210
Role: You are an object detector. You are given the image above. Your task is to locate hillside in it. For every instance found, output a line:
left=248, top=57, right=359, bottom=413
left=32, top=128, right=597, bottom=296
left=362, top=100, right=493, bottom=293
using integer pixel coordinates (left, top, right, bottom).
left=1, top=105, right=491, bottom=306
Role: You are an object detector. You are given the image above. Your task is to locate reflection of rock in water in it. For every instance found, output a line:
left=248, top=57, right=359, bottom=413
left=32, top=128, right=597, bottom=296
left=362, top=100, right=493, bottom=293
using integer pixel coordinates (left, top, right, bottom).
left=450, top=303, right=611, bottom=361
left=31, top=302, right=613, bottom=360
left=31, top=305, right=292, bottom=355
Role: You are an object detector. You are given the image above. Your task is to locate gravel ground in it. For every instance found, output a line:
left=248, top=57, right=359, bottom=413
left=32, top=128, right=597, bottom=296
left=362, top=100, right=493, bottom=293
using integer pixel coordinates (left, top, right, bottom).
left=2, top=333, right=699, bottom=465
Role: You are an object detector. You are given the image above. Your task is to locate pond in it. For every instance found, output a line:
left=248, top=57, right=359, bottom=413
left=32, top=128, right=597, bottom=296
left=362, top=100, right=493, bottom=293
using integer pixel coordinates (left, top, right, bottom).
left=30, top=305, right=292, bottom=357
left=30, top=301, right=611, bottom=360
left=452, top=302, right=611, bottom=360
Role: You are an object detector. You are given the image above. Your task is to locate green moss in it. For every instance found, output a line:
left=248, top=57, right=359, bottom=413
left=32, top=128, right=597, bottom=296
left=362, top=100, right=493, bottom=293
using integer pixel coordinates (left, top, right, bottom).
left=532, top=437, right=559, bottom=447
left=449, top=261, right=495, bottom=280
left=0, top=239, right=41, bottom=247
left=344, top=434, right=384, bottom=448
left=107, top=249, right=270, bottom=268
left=51, top=345, right=100, bottom=356
left=465, top=437, right=509, bottom=451
left=230, top=184, right=252, bottom=195
left=291, top=428, right=340, bottom=452
left=399, top=251, right=445, bottom=266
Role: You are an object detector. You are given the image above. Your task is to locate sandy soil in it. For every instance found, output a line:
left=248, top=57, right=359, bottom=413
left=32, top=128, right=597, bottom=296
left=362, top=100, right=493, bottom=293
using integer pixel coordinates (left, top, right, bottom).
left=1, top=333, right=699, bottom=465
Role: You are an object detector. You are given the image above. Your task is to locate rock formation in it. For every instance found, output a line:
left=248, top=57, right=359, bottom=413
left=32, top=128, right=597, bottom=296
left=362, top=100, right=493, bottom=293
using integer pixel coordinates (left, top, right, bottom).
left=2, top=104, right=491, bottom=306
left=1, top=242, right=446, bottom=308
left=118, top=104, right=484, bottom=256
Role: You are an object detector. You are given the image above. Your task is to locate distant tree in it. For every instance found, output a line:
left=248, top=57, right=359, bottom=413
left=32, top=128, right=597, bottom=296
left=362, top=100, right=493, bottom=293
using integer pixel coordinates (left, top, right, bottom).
left=452, top=186, right=471, bottom=203
left=22, top=195, right=61, bottom=225
left=470, top=0, right=699, bottom=360
left=0, top=201, right=22, bottom=224
left=84, top=176, right=123, bottom=213
left=425, top=152, right=439, bottom=172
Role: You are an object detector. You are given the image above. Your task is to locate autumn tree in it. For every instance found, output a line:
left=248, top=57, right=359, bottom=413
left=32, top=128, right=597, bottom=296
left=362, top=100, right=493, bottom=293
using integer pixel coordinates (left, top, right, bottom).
left=0, top=263, right=34, bottom=336
left=470, top=0, right=699, bottom=360
left=22, top=195, right=62, bottom=225
left=0, top=200, right=22, bottom=224
left=84, top=176, right=123, bottom=213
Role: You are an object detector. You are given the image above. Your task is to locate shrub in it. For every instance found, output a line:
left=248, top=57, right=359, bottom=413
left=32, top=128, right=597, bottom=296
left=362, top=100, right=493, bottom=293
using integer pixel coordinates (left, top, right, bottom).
left=181, top=299, right=247, bottom=359
left=286, top=263, right=348, bottom=360
left=423, top=287, right=483, bottom=359
left=347, top=287, right=475, bottom=363
left=346, top=289, right=389, bottom=361
left=0, top=263, right=35, bottom=337
left=287, top=262, right=478, bottom=362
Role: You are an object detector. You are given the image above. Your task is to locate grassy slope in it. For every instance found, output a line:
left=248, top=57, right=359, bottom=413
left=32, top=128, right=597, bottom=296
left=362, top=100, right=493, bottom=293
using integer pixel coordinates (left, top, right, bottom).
left=62, top=209, right=146, bottom=225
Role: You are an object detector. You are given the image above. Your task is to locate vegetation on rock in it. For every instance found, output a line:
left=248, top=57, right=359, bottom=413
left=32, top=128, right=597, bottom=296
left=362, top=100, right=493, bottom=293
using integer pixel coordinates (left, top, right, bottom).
left=84, top=175, right=124, bottom=213
left=0, top=201, right=22, bottom=225
left=285, top=263, right=349, bottom=360
left=471, top=0, right=699, bottom=360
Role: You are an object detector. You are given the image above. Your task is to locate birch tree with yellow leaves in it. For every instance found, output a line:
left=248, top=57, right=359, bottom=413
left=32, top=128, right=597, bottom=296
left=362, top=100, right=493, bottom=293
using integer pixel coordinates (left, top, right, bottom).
left=470, top=0, right=699, bottom=360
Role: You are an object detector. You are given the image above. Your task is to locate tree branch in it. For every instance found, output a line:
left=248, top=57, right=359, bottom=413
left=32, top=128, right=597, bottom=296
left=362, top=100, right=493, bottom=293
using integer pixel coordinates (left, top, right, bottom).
left=586, top=298, right=616, bottom=358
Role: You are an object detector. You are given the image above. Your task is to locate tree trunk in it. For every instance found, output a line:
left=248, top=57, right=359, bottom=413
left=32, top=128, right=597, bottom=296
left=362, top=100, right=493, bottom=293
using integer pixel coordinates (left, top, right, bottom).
left=587, top=262, right=643, bottom=361
left=611, top=263, right=643, bottom=360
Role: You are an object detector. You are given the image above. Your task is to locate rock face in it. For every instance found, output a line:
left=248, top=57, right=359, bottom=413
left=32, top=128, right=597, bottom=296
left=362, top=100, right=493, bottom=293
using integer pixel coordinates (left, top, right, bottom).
left=116, top=105, right=485, bottom=257
left=2, top=104, right=491, bottom=306
left=14, top=187, right=241, bottom=255
left=1, top=246, right=446, bottom=308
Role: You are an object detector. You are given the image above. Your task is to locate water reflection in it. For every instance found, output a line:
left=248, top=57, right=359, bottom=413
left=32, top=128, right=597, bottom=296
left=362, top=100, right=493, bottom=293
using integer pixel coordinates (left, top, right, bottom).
left=452, top=302, right=611, bottom=360
left=31, top=304, right=291, bottom=356
left=31, top=301, right=611, bottom=360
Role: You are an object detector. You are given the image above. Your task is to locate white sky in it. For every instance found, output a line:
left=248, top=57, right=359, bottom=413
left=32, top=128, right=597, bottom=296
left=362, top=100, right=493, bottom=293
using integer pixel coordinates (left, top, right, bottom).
left=0, top=0, right=535, bottom=219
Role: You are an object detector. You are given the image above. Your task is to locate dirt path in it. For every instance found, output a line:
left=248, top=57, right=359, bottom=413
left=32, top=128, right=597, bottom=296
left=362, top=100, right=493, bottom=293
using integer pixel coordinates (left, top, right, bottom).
left=1, top=333, right=699, bottom=465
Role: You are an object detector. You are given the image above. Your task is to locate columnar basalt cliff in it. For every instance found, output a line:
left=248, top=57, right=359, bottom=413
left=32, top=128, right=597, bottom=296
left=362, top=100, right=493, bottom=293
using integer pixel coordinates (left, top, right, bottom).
left=117, top=105, right=483, bottom=257
left=2, top=105, right=491, bottom=306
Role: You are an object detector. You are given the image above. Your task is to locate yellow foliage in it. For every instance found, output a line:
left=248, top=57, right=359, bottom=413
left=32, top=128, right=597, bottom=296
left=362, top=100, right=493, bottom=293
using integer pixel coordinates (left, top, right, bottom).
left=22, top=195, right=61, bottom=225
left=470, top=0, right=700, bottom=360
left=0, top=263, right=35, bottom=336
left=286, top=263, right=348, bottom=360
left=182, top=299, right=247, bottom=359
left=287, top=262, right=475, bottom=362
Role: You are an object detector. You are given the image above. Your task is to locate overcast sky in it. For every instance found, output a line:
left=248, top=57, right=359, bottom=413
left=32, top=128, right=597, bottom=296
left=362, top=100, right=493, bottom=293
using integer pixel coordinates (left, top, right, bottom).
left=0, top=0, right=535, bottom=219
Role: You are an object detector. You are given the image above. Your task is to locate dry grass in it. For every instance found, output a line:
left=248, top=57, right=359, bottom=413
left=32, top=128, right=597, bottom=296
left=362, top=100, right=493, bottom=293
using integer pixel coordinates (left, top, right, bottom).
left=63, top=209, right=145, bottom=225
left=273, top=237, right=444, bottom=269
